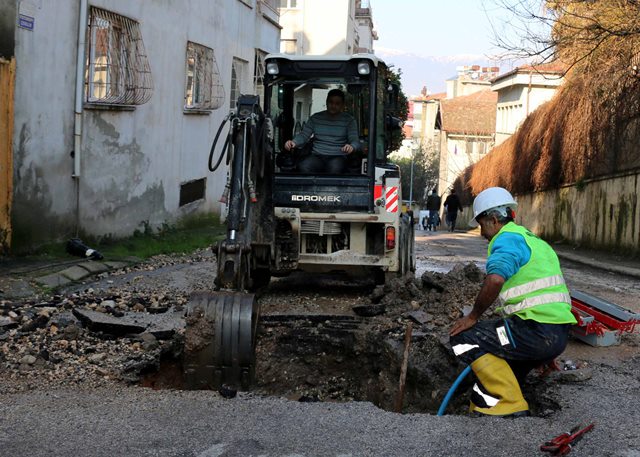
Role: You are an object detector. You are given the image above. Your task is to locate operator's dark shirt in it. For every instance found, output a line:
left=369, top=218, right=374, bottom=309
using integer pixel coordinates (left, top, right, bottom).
left=292, top=111, right=360, bottom=156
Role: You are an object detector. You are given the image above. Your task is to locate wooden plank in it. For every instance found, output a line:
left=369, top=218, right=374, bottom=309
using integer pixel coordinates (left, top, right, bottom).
left=0, top=57, right=15, bottom=254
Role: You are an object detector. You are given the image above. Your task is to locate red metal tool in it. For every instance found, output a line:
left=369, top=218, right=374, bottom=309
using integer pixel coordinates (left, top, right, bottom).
left=540, top=423, right=595, bottom=455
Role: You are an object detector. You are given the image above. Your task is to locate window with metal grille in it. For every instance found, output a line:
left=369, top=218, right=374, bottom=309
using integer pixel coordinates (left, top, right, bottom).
left=85, top=7, right=153, bottom=106
left=253, top=49, right=267, bottom=97
left=184, top=42, right=224, bottom=111
left=230, top=57, right=248, bottom=110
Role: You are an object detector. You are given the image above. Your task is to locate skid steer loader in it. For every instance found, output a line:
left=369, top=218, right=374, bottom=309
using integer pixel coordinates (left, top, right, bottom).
left=184, top=54, right=416, bottom=389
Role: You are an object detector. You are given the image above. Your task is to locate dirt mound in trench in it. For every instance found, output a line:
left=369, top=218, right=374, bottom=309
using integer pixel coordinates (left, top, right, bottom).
left=372, top=262, right=485, bottom=325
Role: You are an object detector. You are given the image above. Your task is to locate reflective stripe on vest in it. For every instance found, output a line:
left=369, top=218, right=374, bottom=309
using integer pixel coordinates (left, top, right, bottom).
left=499, top=274, right=566, bottom=302
left=501, top=292, right=572, bottom=316
left=490, top=222, right=572, bottom=322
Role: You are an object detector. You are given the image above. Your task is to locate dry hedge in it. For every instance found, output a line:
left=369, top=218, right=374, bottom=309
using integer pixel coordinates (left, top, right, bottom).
left=456, top=59, right=640, bottom=204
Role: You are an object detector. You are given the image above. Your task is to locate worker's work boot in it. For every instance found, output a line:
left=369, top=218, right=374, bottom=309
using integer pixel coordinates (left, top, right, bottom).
left=469, top=353, right=529, bottom=417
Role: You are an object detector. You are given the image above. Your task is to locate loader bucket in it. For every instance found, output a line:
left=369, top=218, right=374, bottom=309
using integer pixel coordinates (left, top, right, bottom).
left=183, top=291, right=259, bottom=390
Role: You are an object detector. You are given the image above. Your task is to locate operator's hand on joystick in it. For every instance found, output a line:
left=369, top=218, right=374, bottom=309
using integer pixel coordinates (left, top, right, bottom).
left=341, top=144, right=354, bottom=154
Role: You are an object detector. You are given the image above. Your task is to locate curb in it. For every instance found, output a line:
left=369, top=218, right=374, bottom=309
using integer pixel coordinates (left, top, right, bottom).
left=34, top=261, right=131, bottom=289
left=556, top=251, right=640, bottom=280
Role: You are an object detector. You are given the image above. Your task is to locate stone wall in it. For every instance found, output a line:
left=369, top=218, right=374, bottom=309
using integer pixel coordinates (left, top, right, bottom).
left=461, top=172, right=640, bottom=256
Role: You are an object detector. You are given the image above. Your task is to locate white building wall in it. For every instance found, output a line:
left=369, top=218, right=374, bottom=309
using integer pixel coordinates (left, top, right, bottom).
left=438, top=133, right=492, bottom=197
left=493, top=71, right=563, bottom=146
left=279, top=0, right=358, bottom=55
left=356, top=18, right=374, bottom=52
left=11, top=0, right=279, bottom=246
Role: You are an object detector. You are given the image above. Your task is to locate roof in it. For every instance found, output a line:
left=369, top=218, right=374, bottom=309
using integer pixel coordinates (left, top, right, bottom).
left=492, top=61, right=568, bottom=84
left=412, top=92, right=446, bottom=102
left=440, top=90, right=497, bottom=135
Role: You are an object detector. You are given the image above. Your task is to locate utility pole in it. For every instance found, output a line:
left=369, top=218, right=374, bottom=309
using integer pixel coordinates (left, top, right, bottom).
left=409, top=155, right=414, bottom=208
left=409, top=144, right=418, bottom=210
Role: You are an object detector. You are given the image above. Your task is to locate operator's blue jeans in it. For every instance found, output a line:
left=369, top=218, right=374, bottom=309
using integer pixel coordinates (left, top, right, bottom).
left=298, top=154, right=346, bottom=174
left=450, top=316, right=571, bottom=381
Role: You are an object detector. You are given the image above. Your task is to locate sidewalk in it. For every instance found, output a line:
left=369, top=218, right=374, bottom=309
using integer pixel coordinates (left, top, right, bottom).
left=552, top=242, right=640, bottom=280
left=0, top=256, right=133, bottom=300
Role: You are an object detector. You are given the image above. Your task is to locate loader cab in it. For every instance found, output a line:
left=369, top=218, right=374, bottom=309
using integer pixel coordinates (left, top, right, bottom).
left=264, top=54, right=400, bottom=213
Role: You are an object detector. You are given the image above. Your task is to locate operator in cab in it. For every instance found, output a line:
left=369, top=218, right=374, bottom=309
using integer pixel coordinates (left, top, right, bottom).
left=449, top=187, right=577, bottom=417
left=284, top=89, right=360, bottom=174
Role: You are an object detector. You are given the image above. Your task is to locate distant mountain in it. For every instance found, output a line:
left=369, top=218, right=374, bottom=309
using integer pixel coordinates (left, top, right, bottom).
left=375, top=47, right=506, bottom=97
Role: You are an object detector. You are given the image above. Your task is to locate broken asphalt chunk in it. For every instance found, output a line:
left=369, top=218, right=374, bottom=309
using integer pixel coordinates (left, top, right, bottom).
left=72, top=308, right=146, bottom=335
left=72, top=307, right=184, bottom=339
left=402, top=310, right=432, bottom=325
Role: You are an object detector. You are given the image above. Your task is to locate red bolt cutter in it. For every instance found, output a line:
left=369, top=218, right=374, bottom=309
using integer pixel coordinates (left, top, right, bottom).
left=540, top=423, right=595, bottom=455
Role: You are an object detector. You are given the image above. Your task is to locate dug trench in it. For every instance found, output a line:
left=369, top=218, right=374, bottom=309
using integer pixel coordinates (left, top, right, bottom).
left=141, top=263, right=563, bottom=416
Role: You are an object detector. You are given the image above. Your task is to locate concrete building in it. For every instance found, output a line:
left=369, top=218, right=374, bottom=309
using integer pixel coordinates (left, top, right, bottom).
left=0, top=0, right=280, bottom=251
left=411, top=91, right=445, bottom=155
left=437, top=90, right=497, bottom=199
left=278, top=0, right=360, bottom=55
left=492, top=62, right=566, bottom=146
left=355, top=0, right=378, bottom=53
left=446, top=65, right=500, bottom=99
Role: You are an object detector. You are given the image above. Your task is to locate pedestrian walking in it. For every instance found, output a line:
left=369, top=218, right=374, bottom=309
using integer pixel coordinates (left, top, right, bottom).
left=425, top=189, right=441, bottom=231
left=443, top=189, right=463, bottom=232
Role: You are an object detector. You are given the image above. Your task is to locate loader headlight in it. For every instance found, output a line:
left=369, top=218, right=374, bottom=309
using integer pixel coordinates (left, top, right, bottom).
left=266, top=62, right=279, bottom=75
left=357, top=62, right=371, bottom=75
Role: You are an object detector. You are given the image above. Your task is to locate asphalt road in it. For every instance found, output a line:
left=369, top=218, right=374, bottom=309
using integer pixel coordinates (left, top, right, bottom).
left=1, top=230, right=639, bottom=457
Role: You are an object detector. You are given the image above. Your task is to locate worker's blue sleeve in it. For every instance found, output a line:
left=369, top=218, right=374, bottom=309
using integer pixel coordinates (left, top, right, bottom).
left=486, top=232, right=531, bottom=281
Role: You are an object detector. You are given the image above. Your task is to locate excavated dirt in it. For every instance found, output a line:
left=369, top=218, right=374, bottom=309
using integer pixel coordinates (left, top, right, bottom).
left=184, top=306, right=215, bottom=354
left=248, top=262, right=561, bottom=415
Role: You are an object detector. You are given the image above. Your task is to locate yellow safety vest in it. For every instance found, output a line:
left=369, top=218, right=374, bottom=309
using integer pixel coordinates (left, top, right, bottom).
left=488, top=223, right=577, bottom=324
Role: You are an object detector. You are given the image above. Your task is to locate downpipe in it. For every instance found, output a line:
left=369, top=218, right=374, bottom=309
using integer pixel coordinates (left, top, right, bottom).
left=73, top=0, right=88, bottom=234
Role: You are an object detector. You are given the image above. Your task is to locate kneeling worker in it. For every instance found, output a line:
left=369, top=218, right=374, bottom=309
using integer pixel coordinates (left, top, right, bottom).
left=449, top=187, right=576, bottom=417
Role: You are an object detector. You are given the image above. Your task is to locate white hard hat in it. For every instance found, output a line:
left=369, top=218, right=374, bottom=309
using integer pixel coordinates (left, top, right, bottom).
left=468, top=187, right=517, bottom=227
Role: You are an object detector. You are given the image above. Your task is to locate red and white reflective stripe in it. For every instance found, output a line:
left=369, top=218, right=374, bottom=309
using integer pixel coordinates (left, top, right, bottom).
left=385, top=186, right=398, bottom=212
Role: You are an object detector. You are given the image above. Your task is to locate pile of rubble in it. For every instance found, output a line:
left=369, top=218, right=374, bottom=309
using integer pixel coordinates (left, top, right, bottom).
left=372, top=262, right=485, bottom=324
left=0, top=286, right=187, bottom=393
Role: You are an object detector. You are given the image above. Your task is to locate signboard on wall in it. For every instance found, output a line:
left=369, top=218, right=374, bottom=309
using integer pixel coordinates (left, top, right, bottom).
left=17, top=1, right=40, bottom=32
left=17, top=14, right=34, bottom=31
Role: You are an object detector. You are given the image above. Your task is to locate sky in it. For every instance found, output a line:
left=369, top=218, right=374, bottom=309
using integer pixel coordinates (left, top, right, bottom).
left=371, top=0, right=524, bottom=97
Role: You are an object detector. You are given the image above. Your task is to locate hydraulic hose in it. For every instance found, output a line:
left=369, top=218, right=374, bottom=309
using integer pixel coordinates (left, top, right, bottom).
left=437, top=365, right=472, bottom=416
left=208, top=116, right=231, bottom=172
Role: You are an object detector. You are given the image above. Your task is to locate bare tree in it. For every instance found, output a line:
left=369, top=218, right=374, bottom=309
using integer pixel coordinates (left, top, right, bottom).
left=485, top=0, right=640, bottom=74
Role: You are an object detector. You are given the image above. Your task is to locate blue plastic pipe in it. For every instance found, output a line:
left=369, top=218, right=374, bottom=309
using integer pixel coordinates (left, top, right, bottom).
left=437, top=365, right=472, bottom=416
